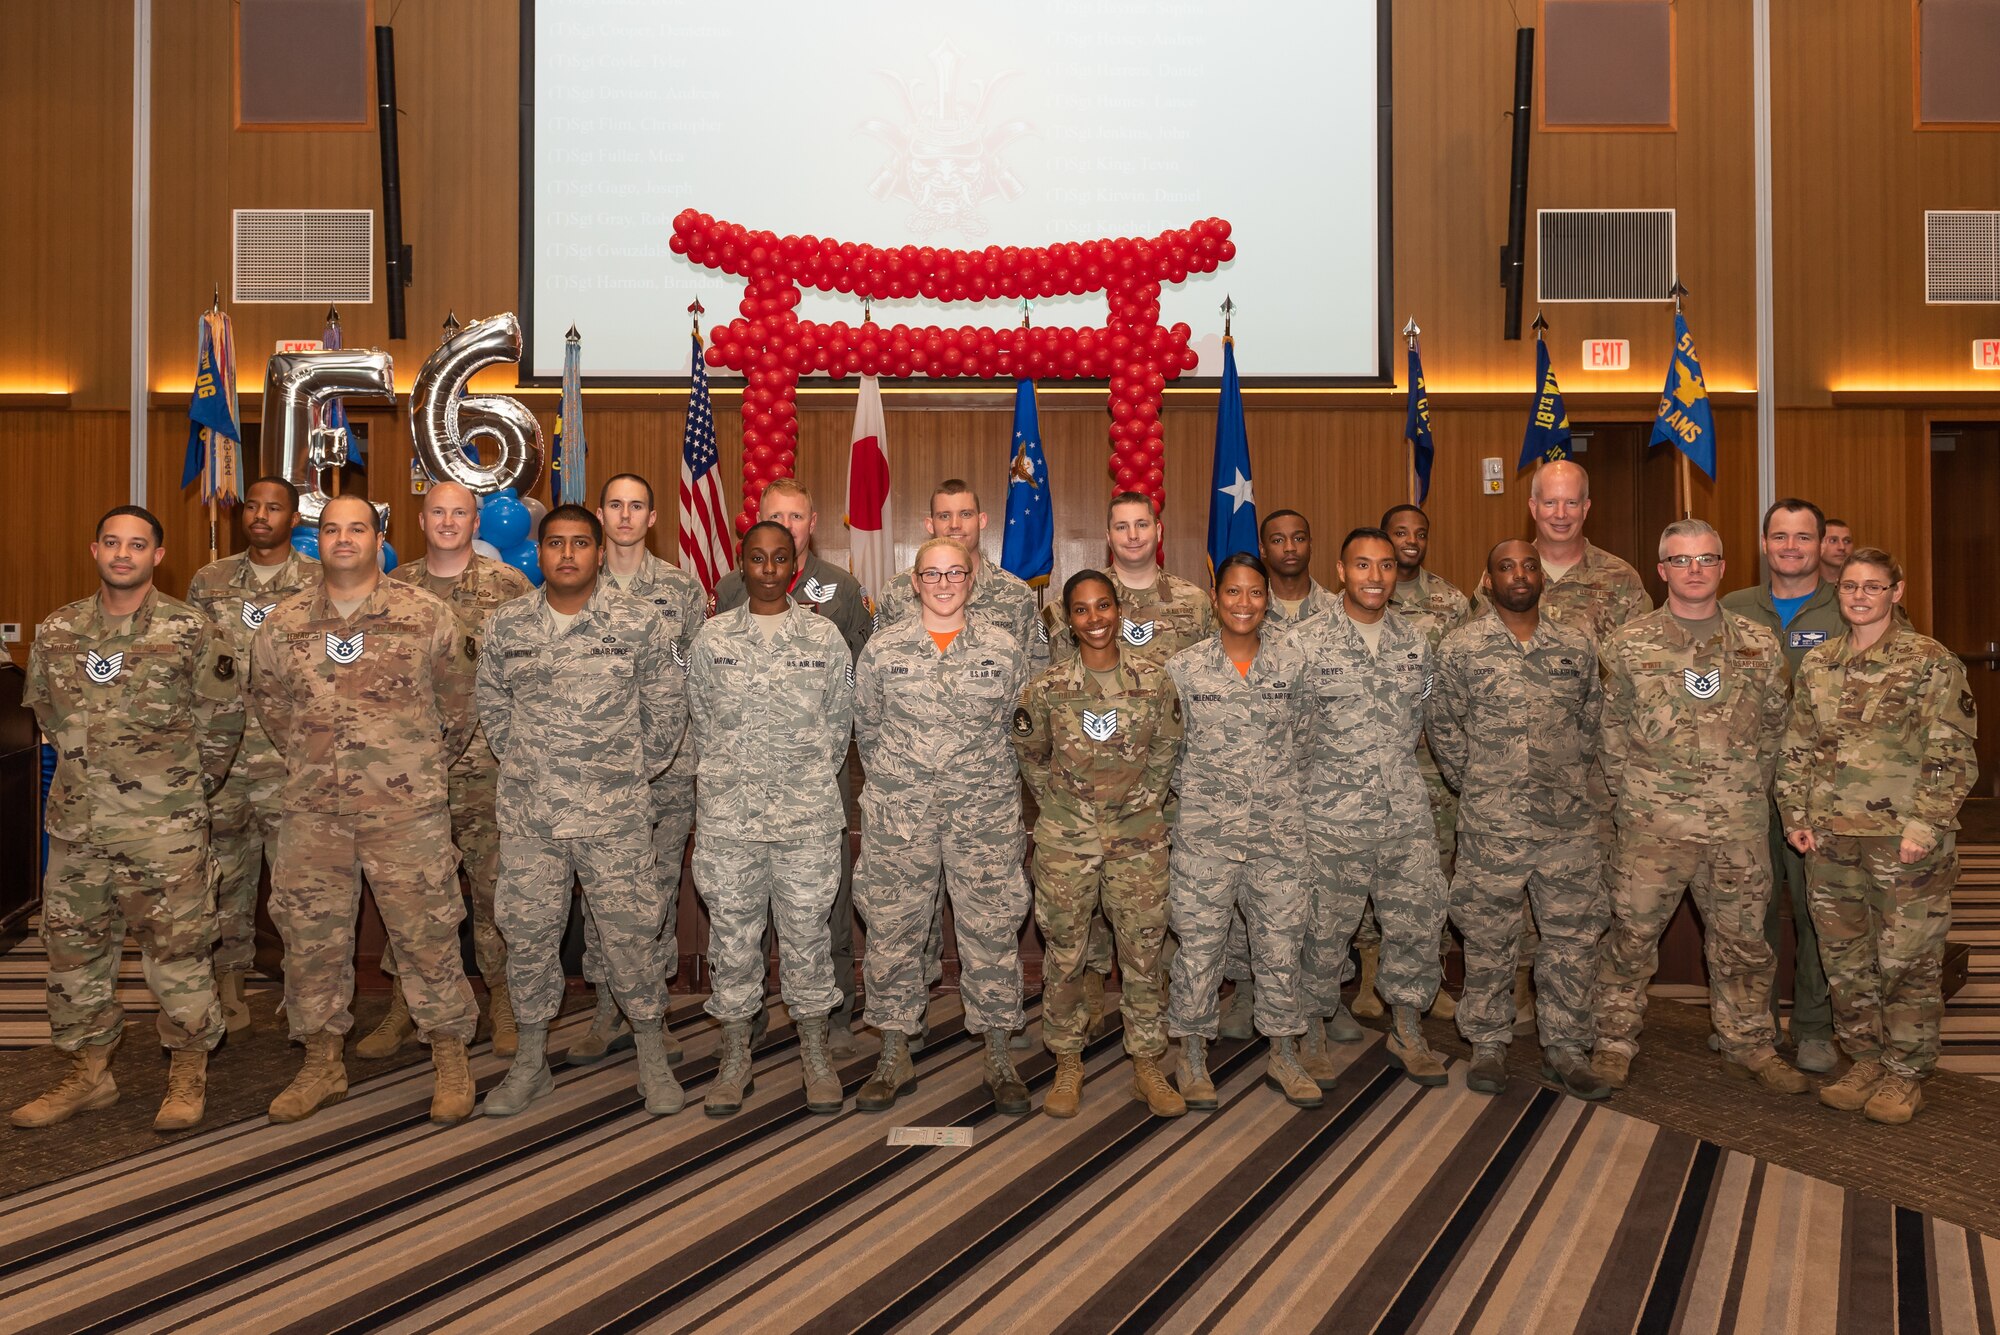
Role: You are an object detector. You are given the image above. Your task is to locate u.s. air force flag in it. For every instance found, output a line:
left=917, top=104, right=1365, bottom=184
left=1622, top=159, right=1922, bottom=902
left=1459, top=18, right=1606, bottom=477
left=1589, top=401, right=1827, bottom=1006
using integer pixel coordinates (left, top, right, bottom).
left=1001, top=378, right=1053, bottom=588
left=1651, top=311, right=1716, bottom=479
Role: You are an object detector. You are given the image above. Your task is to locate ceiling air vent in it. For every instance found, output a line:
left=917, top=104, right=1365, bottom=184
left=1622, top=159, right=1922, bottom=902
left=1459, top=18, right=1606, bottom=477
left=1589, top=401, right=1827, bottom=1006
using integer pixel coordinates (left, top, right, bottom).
left=1536, top=208, right=1676, bottom=303
left=1926, top=211, right=2000, bottom=304
left=232, top=209, right=373, bottom=304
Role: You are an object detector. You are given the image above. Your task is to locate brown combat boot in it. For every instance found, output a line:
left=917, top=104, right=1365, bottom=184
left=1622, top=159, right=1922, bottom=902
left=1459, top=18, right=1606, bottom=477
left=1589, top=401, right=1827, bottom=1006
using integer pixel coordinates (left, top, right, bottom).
left=1384, top=1006, right=1447, bottom=1087
left=1266, top=1036, right=1323, bottom=1108
left=856, top=1030, right=916, bottom=1112
left=661, top=1016, right=684, bottom=1066
left=1178, top=1035, right=1218, bottom=1110
left=1863, top=1073, right=1924, bottom=1125
left=1044, top=1052, right=1086, bottom=1118
left=270, top=1032, right=347, bottom=1123
left=1217, top=980, right=1256, bottom=1040
left=216, top=971, right=253, bottom=1035
left=1591, top=1048, right=1631, bottom=1090
left=796, top=1014, right=844, bottom=1114
left=429, top=1035, right=475, bottom=1125
left=1130, top=1054, right=1187, bottom=1118
left=1819, top=1059, right=1886, bottom=1112
left=563, top=991, right=632, bottom=1066
left=12, top=1041, right=119, bottom=1128
left=1298, top=1017, right=1340, bottom=1087
left=1429, top=987, right=1458, bottom=1021
left=354, top=988, right=416, bottom=1059
left=487, top=980, right=519, bottom=1060
left=982, top=1030, right=1031, bottom=1115
left=1351, top=945, right=1384, bottom=1019
left=1467, top=1042, right=1509, bottom=1095
left=705, top=1020, right=755, bottom=1117
left=154, top=1049, right=209, bottom=1131
left=1727, top=1050, right=1810, bottom=1096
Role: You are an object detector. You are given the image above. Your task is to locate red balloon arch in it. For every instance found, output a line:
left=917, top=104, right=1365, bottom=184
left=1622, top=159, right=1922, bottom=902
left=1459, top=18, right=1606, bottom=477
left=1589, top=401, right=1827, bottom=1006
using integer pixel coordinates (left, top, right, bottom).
left=667, top=210, right=1236, bottom=532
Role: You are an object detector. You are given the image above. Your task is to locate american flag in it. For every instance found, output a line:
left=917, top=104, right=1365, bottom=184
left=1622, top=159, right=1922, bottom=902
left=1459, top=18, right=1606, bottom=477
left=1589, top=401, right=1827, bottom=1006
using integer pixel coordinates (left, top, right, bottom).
left=678, top=332, right=733, bottom=594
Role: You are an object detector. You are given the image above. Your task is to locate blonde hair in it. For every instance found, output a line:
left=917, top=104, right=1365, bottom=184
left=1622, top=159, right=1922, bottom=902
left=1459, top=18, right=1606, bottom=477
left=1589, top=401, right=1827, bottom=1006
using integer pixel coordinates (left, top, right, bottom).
left=759, top=477, right=813, bottom=509
left=1844, top=546, right=1903, bottom=586
left=913, top=536, right=975, bottom=574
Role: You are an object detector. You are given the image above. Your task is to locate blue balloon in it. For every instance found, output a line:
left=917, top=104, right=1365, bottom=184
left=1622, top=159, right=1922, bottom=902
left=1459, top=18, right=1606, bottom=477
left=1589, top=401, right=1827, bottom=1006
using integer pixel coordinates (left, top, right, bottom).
left=480, top=495, right=531, bottom=549
left=504, top=540, right=543, bottom=587
left=290, top=527, right=320, bottom=558
left=380, top=539, right=399, bottom=574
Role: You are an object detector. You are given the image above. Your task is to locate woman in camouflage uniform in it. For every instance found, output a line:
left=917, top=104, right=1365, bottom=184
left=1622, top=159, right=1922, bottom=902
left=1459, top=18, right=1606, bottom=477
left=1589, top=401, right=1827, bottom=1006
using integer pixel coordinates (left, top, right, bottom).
left=1013, top=571, right=1184, bottom=1120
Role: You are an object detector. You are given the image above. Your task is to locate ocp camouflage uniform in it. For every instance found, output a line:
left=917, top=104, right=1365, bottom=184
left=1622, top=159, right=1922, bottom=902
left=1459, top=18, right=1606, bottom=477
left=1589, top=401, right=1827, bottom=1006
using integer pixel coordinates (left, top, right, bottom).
left=186, top=549, right=319, bottom=977
left=1292, top=606, right=1447, bottom=1013
left=477, top=584, right=683, bottom=1026
left=26, top=590, right=243, bottom=1052
left=388, top=554, right=532, bottom=986
left=853, top=616, right=1030, bottom=1036
left=1426, top=612, right=1605, bottom=1052
left=686, top=603, right=854, bottom=1023
left=249, top=580, right=479, bottom=1044
left=593, top=551, right=707, bottom=992
left=1777, top=622, right=1978, bottom=1078
left=1597, top=608, right=1791, bottom=1063
left=1013, top=649, right=1182, bottom=1057
left=1164, top=629, right=1309, bottom=1040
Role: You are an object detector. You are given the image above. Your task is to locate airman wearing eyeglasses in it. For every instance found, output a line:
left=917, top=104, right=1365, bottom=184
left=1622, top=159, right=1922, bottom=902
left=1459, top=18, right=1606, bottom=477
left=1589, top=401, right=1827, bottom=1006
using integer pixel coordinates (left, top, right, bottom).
left=1592, top=519, right=1806, bottom=1098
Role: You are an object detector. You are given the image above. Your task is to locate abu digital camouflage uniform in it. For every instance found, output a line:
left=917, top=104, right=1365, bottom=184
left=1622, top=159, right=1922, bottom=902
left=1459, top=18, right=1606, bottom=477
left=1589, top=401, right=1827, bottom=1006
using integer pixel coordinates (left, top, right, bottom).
left=1596, top=608, right=1791, bottom=1063
left=686, top=603, right=855, bottom=1023
left=1164, top=629, right=1309, bottom=1041
left=1777, top=622, right=1978, bottom=1078
left=853, top=615, right=1031, bottom=1037
left=872, top=558, right=1040, bottom=652
left=186, top=548, right=319, bottom=976
left=1264, top=579, right=1339, bottom=628
left=714, top=552, right=870, bottom=1022
left=26, top=589, right=243, bottom=1052
left=477, top=584, right=683, bottom=1027
left=1722, top=579, right=1846, bottom=1049
left=1293, top=605, right=1448, bottom=1014
left=249, top=579, right=479, bottom=1044
left=1386, top=565, right=1471, bottom=930
left=387, top=553, right=532, bottom=986
left=1013, top=648, right=1182, bottom=1058
left=587, top=551, right=708, bottom=993
left=1426, top=611, right=1605, bottom=1052
left=1466, top=541, right=1653, bottom=644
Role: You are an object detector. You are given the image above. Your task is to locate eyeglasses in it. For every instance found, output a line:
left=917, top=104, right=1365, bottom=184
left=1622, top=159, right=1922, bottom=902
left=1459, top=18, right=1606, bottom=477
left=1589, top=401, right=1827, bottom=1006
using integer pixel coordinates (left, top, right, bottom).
left=1837, top=580, right=1894, bottom=596
left=1662, top=554, right=1723, bottom=569
left=916, top=568, right=971, bottom=585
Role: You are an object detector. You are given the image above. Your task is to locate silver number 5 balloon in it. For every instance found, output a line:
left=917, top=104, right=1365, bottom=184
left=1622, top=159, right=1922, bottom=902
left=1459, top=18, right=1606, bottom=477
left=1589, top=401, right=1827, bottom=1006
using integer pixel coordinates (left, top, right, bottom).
left=409, top=313, right=544, bottom=497
left=260, top=348, right=397, bottom=525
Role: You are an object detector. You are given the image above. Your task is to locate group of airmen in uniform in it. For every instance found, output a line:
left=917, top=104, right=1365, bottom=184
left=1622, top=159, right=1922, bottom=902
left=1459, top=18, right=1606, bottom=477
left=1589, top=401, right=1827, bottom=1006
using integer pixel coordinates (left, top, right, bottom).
left=10, top=456, right=1976, bottom=1134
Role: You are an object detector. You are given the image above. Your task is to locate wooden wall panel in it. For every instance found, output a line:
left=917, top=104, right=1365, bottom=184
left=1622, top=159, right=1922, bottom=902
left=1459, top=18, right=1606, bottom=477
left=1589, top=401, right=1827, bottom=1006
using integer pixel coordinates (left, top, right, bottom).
left=1774, top=407, right=1932, bottom=625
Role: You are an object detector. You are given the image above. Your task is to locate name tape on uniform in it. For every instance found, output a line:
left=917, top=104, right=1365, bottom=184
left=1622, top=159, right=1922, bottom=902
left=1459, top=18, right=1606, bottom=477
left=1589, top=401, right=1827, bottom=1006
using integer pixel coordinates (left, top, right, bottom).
left=886, top=1126, right=976, bottom=1148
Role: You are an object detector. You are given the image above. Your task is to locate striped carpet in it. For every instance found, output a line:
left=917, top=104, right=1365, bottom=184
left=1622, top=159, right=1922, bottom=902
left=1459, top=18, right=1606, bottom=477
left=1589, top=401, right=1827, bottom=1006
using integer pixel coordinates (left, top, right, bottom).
left=3, top=999, right=1997, bottom=1333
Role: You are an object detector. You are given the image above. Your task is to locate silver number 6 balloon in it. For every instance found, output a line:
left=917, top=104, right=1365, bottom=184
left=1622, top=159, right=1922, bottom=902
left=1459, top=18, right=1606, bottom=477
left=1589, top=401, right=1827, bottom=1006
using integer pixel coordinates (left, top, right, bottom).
left=260, top=348, right=397, bottom=526
left=409, top=313, right=544, bottom=497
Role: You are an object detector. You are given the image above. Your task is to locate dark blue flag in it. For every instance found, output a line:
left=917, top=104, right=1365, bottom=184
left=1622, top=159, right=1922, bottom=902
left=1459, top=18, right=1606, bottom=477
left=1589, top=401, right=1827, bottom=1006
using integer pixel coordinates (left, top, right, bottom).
left=1404, top=340, right=1435, bottom=504
left=182, top=310, right=242, bottom=500
left=1519, top=336, right=1572, bottom=470
left=1650, top=311, right=1716, bottom=478
left=1206, top=337, right=1258, bottom=578
left=1001, top=379, right=1053, bottom=587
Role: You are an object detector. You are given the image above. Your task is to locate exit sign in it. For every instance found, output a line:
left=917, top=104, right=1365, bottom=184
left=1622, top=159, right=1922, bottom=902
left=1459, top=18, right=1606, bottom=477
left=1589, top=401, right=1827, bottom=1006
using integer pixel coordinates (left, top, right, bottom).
left=276, top=339, right=324, bottom=353
left=1581, top=339, right=1630, bottom=372
left=1977, top=340, right=2000, bottom=371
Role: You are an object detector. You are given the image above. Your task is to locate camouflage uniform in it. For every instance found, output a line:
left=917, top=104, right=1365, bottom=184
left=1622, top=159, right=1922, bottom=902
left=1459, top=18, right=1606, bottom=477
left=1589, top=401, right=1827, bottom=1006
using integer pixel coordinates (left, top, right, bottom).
left=477, top=585, right=683, bottom=1026
left=1426, top=612, right=1605, bottom=1051
left=853, top=616, right=1030, bottom=1036
left=1013, top=649, right=1182, bottom=1057
left=249, top=580, right=479, bottom=1044
left=685, top=603, right=855, bottom=1023
left=26, top=590, right=243, bottom=1052
left=386, top=554, right=532, bottom=986
left=1722, top=580, right=1845, bottom=1049
left=1264, top=579, right=1338, bottom=629
left=1164, top=629, right=1309, bottom=1040
left=714, top=554, right=870, bottom=1022
left=591, top=551, right=708, bottom=992
left=1293, top=605, right=1447, bottom=1014
left=186, top=549, right=319, bottom=976
left=1596, top=608, right=1791, bottom=1063
left=1777, top=623, right=1978, bottom=1078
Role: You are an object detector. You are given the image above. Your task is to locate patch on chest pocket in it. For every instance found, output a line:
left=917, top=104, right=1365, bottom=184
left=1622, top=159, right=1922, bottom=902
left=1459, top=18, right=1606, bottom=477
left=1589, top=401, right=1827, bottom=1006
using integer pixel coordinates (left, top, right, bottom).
left=1683, top=667, right=1721, bottom=699
left=1081, top=707, right=1119, bottom=741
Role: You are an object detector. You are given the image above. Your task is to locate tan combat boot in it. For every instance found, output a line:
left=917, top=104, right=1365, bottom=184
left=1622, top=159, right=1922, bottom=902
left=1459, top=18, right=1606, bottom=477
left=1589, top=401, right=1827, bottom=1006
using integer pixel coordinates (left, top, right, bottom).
left=1217, top=980, right=1256, bottom=1040
left=563, top=990, right=632, bottom=1066
left=270, top=1031, right=347, bottom=1123
left=1351, top=945, right=1384, bottom=1019
left=216, top=971, right=253, bottom=1035
left=1818, top=1059, right=1886, bottom=1112
left=353, top=988, right=416, bottom=1059
left=1429, top=987, right=1458, bottom=1021
left=429, top=1035, right=475, bottom=1125
left=1044, top=1052, right=1086, bottom=1118
left=633, top=1026, right=685, bottom=1115
left=12, top=1041, right=119, bottom=1128
left=1513, top=966, right=1536, bottom=1031
left=1178, top=1035, right=1218, bottom=1110
left=704, top=1020, right=755, bottom=1117
left=797, top=1014, right=845, bottom=1114
left=661, top=1016, right=684, bottom=1067
left=1467, top=1042, right=1508, bottom=1095
left=1266, top=1036, right=1323, bottom=1108
left=483, top=1023, right=554, bottom=1117
left=487, top=980, right=519, bottom=1060
left=154, top=1049, right=208, bottom=1132
left=1727, top=1050, right=1810, bottom=1096
left=1130, top=1054, right=1187, bottom=1118
left=1384, top=1006, right=1447, bottom=1087
left=1863, top=1073, right=1923, bottom=1125
left=1298, top=1017, right=1340, bottom=1087
left=982, top=1030, right=1030, bottom=1115
left=1591, top=1048, right=1631, bottom=1090
left=1082, top=971, right=1110, bottom=1038
left=856, top=1030, right=916, bottom=1112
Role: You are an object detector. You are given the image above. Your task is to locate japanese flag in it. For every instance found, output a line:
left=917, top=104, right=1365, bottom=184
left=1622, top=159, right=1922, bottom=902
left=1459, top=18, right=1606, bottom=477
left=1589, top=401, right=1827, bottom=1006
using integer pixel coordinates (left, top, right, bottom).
left=844, top=374, right=893, bottom=609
